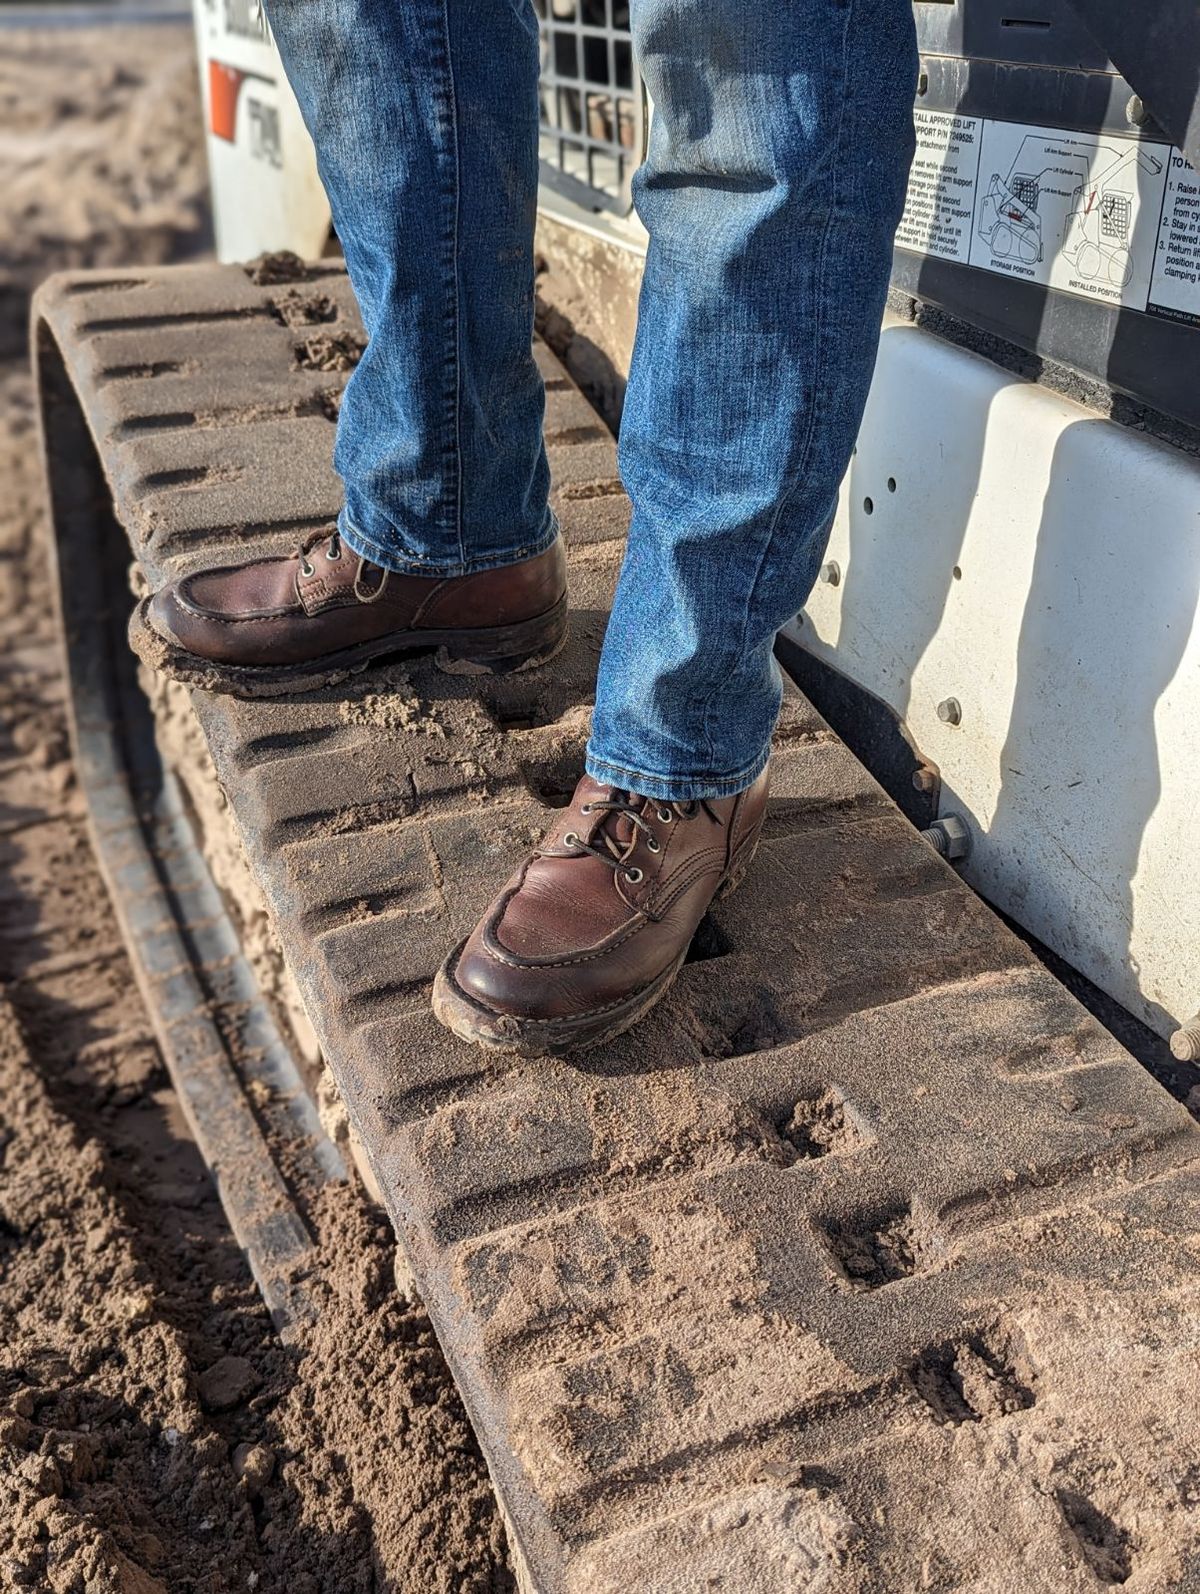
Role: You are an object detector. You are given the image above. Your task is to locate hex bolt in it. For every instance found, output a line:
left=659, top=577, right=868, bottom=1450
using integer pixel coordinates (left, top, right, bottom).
left=820, top=560, right=841, bottom=587
left=921, top=813, right=971, bottom=862
left=937, top=697, right=962, bottom=726
left=1126, top=93, right=1147, bottom=127
left=1170, top=1014, right=1200, bottom=1064
left=912, top=766, right=938, bottom=795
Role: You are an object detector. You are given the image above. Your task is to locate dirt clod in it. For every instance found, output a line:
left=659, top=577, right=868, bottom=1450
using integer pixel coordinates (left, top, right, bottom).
left=270, top=288, right=339, bottom=329
left=233, top=1440, right=276, bottom=1496
left=197, top=1354, right=260, bottom=1413
left=246, top=250, right=311, bottom=286
left=295, top=328, right=367, bottom=372
left=829, top=1208, right=923, bottom=1289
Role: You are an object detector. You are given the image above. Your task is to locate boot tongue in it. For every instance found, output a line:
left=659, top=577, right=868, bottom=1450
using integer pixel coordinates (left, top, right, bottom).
left=496, top=785, right=641, bottom=957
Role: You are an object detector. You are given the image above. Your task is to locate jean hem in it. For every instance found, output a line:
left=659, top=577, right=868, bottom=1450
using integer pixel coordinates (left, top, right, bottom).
left=583, top=743, right=771, bottom=803
left=338, top=509, right=558, bottom=578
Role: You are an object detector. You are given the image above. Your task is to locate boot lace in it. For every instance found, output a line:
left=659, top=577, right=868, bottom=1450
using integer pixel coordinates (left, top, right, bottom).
left=298, top=530, right=389, bottom=601
left=559, top=792, right=720, bottom=884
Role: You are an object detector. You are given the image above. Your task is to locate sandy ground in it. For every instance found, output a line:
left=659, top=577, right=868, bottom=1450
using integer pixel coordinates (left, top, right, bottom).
left=0, top=22, right=513, bottom=1592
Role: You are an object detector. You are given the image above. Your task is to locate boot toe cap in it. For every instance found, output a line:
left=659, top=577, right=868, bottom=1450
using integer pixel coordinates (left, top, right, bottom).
left=145, top=558, right=302, bottom=666
left=448, top=924, right=611, bottom=1025
left=147, top=578, right=238, bottom=664
left=147, top=580, right=204, bottom=651
left=449, top=936, right=544, bottom=1021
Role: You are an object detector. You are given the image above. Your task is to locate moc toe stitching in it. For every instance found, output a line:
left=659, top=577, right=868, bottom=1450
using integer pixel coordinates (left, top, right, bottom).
left=171, top=608, right=300, bottom=628
left=481, top=886, right=647, bottom=971
left=447, top=943, right=662, bottom=1027
left=172, top=564, right=300, bottom=623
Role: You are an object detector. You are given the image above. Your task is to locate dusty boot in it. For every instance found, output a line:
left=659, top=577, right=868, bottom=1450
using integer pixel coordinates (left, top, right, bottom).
left=131, top=531, right=568, bottom=696
left=433, top=766, right=769, bottom=1054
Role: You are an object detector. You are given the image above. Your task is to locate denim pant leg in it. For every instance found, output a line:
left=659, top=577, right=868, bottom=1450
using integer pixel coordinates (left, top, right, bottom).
left=265, top=0, right=556, bottom=576
left=586, top=0, right=917, bottom=802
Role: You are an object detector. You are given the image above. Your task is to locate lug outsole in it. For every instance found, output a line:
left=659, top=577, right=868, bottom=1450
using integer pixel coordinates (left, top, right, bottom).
left=127, top=590, right=570, bottom=699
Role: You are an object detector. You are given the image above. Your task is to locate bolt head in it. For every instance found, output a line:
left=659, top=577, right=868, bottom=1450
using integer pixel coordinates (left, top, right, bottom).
left=912, top=767, right=938, bottom=794
left=920, top=814, right=971, bottom=862
left=936, top=814, right=971, bottom=860
left=937, top=697, right=962, bottom=726
left=1170, top=1028, right=1200, bottom=1064
left=820, top=560, right=841, bottom=587
left=1126, top=93, right=1147, bottom=127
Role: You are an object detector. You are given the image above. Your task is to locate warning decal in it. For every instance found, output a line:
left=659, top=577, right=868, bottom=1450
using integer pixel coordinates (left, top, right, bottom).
left=898, top=111, right=1200, bottom=326
left=1149, top=152, right=1200, bottom=321
left=895, top=109, right=983, bottom=264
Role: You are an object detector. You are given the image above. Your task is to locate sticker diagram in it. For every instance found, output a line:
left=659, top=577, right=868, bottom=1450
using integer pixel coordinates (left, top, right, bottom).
left=897, top=110, right=1200, bottom=323
left=977, top=150, right=1045, bottom=266
left=1063, top=145, right=1163, bottom=289
left=967, top=124, right=1169, bottom=308
left=977, top=133, right=1163, bottom=289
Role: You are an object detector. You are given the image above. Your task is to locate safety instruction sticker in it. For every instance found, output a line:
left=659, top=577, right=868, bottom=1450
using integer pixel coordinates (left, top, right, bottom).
left=1150, top=152, right=1200, bottom=321
left=897, top=108, right=1200, bottom=325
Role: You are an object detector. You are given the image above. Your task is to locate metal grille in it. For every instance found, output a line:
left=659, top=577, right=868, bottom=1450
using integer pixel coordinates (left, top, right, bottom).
left=535, top=0, right=642, bottom=215
left=1011, top=174, right=1040, bottom=213
left=1101, top=192, right=1131, bottom=241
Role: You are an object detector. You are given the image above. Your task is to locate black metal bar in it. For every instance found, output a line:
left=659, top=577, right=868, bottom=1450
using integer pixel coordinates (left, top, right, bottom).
left=1065, top=0, right=1200, bottom=167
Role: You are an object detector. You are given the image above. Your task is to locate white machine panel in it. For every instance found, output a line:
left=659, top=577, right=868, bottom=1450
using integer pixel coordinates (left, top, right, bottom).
left=788, top=318, right=1200, bottom=1039
left=192, top=0, right=330, bottom=262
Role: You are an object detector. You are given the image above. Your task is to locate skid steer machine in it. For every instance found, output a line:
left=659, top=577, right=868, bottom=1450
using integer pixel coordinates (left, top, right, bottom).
left=32, top=1, right=1200, bottom=1589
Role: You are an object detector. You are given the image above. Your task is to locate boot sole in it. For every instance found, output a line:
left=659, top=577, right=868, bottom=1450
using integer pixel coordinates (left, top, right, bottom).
left=431, top=836, right=762, bottom=1058
left=127, top=591, right=569, bottom=699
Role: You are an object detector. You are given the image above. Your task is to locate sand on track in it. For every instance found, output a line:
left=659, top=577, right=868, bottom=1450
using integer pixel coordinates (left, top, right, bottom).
left=0, top=23, right=513, bottom=1592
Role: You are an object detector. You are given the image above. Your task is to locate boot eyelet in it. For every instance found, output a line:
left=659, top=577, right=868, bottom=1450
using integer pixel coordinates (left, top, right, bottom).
left=658, top=808, right=673, bottom=823
left=580, top=803, right=592, bottom=814
left=326, top=545, right=342, bottom=561
left=563, top=832, right=579, bottom=847
left=647, top=837, right=660, bottom=853
left=625, top=867, right=643, bottom=883
left=299, top=558, right=315, bottom=578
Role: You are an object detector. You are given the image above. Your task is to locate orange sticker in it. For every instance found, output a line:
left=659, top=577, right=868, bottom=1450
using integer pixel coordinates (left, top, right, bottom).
left=209, top=61, right=247, bottom=143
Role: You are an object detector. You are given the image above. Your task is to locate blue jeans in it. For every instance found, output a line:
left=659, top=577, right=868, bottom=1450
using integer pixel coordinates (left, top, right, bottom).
left=265, top=0, right=917, bottom=801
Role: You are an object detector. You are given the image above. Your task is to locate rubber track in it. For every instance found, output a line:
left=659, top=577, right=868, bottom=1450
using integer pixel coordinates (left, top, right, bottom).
left=33, top=263, right=1200, bottom=1591
left=40, top=359, right=346, bottom=1335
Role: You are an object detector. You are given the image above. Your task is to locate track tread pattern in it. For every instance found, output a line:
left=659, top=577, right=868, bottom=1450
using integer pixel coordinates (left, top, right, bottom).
left=33, top=262, right=1200, bottom=1593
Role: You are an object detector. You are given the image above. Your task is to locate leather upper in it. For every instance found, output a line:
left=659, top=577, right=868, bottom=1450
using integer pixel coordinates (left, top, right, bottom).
left=147, top=533, right=567, bottom=666
left=451, top=766, right=770, bottom=1021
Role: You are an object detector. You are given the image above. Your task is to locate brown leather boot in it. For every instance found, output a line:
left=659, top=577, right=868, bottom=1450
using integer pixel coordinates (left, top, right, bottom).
left=131, top=531, right=568, bottom=695
left=433, top=766, right=769, bottom=1054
